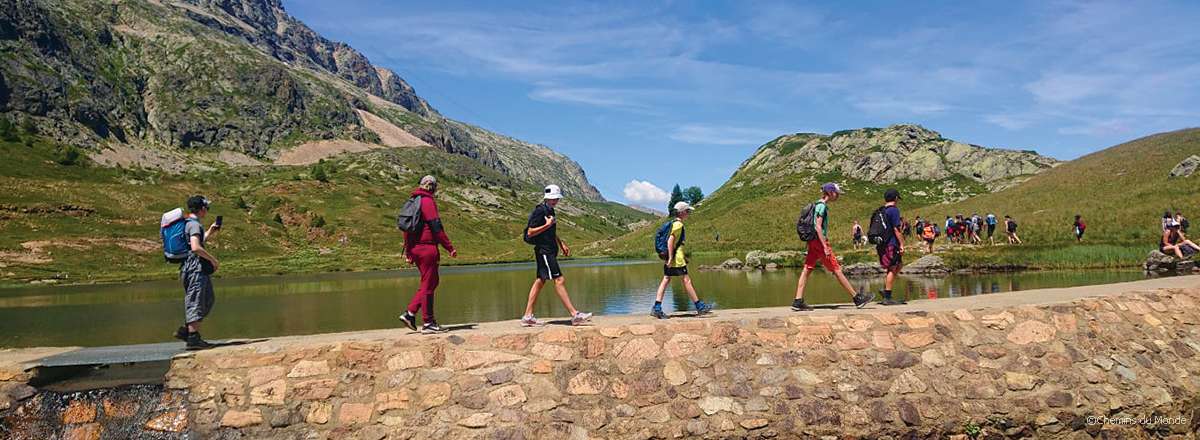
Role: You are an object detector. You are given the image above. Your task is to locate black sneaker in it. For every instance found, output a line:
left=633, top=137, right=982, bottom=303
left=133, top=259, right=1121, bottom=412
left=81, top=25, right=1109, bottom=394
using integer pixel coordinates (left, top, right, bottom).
left=173, top=326, right=189, bottom=341
left=878, top=291, right=907, bottom=306
left=421, top=321, right=447, bottom=334
left=185, top=333, right=214, bottom=350
left=853, top=293, right=872, bottom=308
left=791, top=299, right=813, bottom=311
left=399, top=312, right=418, bottom=331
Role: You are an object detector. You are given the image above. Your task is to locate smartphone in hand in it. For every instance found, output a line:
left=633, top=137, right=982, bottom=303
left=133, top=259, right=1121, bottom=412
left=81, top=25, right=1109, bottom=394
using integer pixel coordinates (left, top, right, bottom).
left=215, top=215, right=223, bottom=229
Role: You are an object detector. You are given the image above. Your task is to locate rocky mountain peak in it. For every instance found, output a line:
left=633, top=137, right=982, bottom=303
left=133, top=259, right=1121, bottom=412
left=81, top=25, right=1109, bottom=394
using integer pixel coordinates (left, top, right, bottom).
left=737, top=124, right=1059, bottom=187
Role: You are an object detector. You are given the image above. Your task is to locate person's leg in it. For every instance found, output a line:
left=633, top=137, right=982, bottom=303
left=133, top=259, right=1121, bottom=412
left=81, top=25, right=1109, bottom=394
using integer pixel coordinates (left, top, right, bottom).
left=552, top=277, right=579, bottom=316
left=794, top=267, right=813, bottom=300
left=523, top=278, right=545, bottom=317
left=832, top=269, right=858, bottom=299
left=654, top=276, right=671, bottom=303
left=681, top=275, right=700, bottom=303
left=408, top=247, right=437, bottom=320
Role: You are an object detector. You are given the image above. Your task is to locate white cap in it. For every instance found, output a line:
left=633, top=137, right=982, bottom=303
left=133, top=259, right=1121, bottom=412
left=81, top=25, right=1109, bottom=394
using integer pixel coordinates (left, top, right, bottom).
left=543, top=184, right=563, bottom=200
left=673, top=201, right=694, bottom=213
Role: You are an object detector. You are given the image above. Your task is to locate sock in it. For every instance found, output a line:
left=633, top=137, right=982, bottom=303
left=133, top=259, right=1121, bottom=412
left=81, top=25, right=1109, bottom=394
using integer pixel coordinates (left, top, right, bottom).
left=883, top=290, right=893, bottom=299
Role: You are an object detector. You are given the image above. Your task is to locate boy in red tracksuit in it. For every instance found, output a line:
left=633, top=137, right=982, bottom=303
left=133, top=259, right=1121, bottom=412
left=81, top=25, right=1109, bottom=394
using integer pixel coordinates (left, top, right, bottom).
left=399, top=175, right=457, bottom=333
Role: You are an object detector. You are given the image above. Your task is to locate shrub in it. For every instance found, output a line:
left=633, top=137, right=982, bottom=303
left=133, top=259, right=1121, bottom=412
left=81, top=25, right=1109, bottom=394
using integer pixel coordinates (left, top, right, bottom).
left=273, top=213, right=284, bottom=224
left=0, top=119, right=17, bottom=142
left=311, top=162, right=329, bottom=182
left=313, top=215, right=326, bottom=228
left=54, top=145, right=83, bottom=166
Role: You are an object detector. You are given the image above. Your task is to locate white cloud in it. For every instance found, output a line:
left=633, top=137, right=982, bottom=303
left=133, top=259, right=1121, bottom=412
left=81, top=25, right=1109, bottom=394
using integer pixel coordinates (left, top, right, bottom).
left=984, top=113, right=1035, bottom=131
left=1025, top=73, right=1113, bottom=105
left=852, top=99, right=950, bottom=116
left=623, top=180, right=671, bottom=206
left=669, top=124, right=781, bottom=146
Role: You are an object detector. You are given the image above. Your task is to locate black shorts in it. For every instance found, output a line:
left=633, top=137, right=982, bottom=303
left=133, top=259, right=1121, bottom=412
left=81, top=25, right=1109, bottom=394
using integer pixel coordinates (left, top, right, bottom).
left=535, top=253, right=562, bottom=280
left=664, top=265, right=689, bottom=277
left=987, top=224, right=995, bottom=237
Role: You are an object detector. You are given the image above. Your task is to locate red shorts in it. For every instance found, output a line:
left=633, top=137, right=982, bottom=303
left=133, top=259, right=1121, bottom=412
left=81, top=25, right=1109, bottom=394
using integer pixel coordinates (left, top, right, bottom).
left=804, top=240, right=841, bottom=272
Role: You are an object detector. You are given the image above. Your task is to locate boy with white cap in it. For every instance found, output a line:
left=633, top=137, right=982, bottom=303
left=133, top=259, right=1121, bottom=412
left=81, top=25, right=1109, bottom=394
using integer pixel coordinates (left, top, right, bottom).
left=521, top=185, right=593, bottom=326
left=651, top=201, right=713, bottom=319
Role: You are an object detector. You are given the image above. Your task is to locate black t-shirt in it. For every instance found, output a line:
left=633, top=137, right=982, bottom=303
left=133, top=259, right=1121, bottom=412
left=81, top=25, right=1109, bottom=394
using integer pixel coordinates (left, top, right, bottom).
left=527, top=203, right=558, bottom=255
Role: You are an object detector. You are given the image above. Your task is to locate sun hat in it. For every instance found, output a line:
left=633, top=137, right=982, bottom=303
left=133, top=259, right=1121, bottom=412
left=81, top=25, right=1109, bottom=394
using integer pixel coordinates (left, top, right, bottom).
left=543, top=184, right=563, bottom=200
left=673, top=201, right=694, bottom=213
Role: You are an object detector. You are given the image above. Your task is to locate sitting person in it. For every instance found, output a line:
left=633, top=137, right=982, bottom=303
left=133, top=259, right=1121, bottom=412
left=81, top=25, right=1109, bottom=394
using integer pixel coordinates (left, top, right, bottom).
left=1161, top=220, right=1199, bottom=259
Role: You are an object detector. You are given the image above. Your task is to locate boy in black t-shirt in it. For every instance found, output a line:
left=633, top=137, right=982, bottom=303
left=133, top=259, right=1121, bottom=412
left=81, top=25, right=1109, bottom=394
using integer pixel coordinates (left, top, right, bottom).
left=521, top=185, right=592, bottom=326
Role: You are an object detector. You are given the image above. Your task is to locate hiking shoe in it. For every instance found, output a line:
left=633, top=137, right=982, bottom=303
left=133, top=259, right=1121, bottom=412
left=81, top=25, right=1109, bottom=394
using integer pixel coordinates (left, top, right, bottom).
left=185, top=333, right=214, bottom=350
left=571, top=312, right=593, bottom=326
left=853, top=292, right=873, bottom=309
left=520, top=315, right=542, bottom=327
left=651, top=305, right=668, bottom=320
left=421, top=321, right=447, bottom=334
left=399, top=311, right=418, bottom=331
left=878, top=291, right=907, bottom=306
left=695, top=301, right=713, bottom=315
left=173, top=326, right=189, bottom=341
left=791, top=298, right=813, bottom=311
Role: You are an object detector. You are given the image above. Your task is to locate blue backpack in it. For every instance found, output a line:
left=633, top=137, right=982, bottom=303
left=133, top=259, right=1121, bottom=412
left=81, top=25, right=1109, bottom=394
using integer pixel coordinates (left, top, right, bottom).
left=161, top=208, right=196, bottom=263
left=653, top=219, right=684, bottom=260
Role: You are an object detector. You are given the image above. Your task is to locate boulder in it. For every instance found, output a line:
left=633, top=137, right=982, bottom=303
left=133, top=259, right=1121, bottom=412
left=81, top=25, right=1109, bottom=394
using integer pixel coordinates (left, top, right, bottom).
left=1145, top=250, right=1195, bottom=275
left=1169, top=155, right=1200, bottom=178
left=900, top=254, right=949, bottom=276
left=720, top=258, right=745, bottom=270
left=843, top=263, right=885, bottom=277
left=744, top=251, right=802, bottom=269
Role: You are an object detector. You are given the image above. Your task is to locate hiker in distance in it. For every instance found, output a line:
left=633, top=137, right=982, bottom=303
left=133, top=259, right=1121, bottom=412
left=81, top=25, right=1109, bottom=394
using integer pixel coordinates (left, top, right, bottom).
left=398, top=175, right=457, bottom=334
left=651, top=201, right=714, bottom=319
left=792, top=183, right=873, bottom=311
left=986, top=212, right=998, bottom=245
left=521, top=185, right=593, bottom=326
left=873, top=189, right=906, bottom=305
left=164, top=196, right=222, bottom=350
left=1073, top=214, right=1087, bottom=242
left=1005, top=215, right=1022, bottom=244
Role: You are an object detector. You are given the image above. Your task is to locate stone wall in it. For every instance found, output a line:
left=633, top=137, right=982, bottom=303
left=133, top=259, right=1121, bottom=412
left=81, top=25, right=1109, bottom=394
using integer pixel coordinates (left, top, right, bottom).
left=154, top=288, right=1200, bottom=439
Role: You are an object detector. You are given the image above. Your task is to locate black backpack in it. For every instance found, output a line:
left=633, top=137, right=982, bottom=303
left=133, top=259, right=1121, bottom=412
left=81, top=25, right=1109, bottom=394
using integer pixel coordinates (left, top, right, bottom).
left=867, top=206, right=889, bottom=245
left=796, top=202, right=819, bottom=242
left=396, top=196, right=423, bottom=232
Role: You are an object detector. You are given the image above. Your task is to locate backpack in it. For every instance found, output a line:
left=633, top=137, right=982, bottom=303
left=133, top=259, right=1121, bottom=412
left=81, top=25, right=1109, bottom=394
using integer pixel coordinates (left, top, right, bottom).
left=160, top=208, right=195, bottom=264
left=922, top=225, right=936, bottom=240
left=866, top=206, right=889, bottom=245
left=396, top=196, right=424, bottom=233
left=654, top=219, right=684, bottom=260
left=795, top=202, right=819, bottom=242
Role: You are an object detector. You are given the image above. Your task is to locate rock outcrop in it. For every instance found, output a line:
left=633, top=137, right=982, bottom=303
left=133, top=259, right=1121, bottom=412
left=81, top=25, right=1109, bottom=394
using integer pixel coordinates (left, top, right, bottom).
left=744, top=250, right=802, bottom=270
left=1170, top=155, right=1200, bottom=178
left=1145, top=250, right=1196, bottom=275
left=900, top=254, right=950, bottom=276
left=733, top=124, right=1058, bottom=188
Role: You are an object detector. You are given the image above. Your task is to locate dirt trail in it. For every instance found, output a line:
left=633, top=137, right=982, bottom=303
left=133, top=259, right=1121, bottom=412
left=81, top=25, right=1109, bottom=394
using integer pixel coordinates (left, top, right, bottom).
left=354, top=109, right=429, bottom=149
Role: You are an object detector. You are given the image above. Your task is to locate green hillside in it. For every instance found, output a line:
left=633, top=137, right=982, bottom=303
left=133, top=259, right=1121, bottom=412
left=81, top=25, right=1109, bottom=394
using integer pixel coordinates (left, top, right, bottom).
left=0, top=134, right=649, bottom=285
left=909, top=128, right=1200, bottom=269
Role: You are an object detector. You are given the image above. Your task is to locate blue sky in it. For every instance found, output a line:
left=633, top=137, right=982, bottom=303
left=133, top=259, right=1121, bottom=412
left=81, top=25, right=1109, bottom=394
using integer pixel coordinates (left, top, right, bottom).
left=287, top=0, right=1200, bottom=207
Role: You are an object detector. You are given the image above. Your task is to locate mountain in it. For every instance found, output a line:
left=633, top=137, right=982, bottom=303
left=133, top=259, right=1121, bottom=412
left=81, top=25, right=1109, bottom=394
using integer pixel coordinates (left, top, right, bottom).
left=0, top=0, right=649, bottom=283
left=605, top=124, right=1060, bottom=257
left=0, top=0, right=603, bottom=201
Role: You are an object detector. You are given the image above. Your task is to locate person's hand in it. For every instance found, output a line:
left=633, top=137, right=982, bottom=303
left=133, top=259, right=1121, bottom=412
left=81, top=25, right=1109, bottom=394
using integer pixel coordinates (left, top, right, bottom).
left=404, top=255, right=413, bottom=265
left=666, top=258, right=675, bottom=267
left=210, top=259, right=220, bottom=273
left=899, top=246, right=905, bottom=254
left=824, top=243, right=832, bottom=256
left=449, top=249, right=458, bottom=258
left=544, top=215, right=555, bottom=226
left=561, top=244, right=571, bottom=257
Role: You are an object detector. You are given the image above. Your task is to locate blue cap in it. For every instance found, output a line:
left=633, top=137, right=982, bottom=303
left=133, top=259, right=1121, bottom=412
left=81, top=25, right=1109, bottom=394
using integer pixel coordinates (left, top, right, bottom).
left=821, top=182, right=842, bottom=194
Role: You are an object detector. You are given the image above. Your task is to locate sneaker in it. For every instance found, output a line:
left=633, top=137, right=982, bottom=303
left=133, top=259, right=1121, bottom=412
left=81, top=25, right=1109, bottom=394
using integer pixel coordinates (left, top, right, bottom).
left=173, top=326, right=189, bottom=341
left=695, top=301, right=713, bottom=315
left=878, top=291, right=907, bottom=306
left=399, top=312, right=418, bottom=331
left=651, top=305, right=668, bottom=320
left=520, top=315, right=542, bottom=327
left=185, top=333, right=214, bottom=350
left=791, top=298, right=813, bottom=311
left=853, top=292, right=873, bottom=309
left=421, top=321, right=446, bottom=334
left=571, top=312, right=593, bottom=326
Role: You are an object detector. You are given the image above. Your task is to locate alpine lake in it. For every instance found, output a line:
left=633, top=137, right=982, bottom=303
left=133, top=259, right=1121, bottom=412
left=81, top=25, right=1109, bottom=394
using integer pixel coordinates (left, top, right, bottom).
left=0, top=258, right=1145, bottom=347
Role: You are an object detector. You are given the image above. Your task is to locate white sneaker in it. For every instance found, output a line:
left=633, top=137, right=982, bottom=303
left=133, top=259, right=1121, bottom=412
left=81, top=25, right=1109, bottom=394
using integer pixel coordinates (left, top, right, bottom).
left=521, top=315, right=541, bottom=327
left=571, top=312, right=593, bottom=326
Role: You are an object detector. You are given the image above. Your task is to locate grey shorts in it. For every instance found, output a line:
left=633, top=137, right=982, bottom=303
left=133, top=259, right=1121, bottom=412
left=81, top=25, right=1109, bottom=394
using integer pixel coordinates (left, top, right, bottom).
left=183, top=270, right=215, bottom=324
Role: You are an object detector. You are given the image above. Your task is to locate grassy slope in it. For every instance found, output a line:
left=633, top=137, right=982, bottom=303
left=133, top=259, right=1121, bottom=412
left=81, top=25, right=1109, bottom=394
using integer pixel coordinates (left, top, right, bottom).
left=608, top=129, right=1200, bottom=270
left=0, top=135, right=650, bottom=285
left=910, top=128, right=1200, bottom=269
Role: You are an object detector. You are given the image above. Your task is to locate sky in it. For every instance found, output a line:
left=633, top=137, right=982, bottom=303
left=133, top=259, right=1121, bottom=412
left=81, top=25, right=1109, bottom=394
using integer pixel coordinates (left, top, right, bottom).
left=286, top=0, right=1200, bottom=208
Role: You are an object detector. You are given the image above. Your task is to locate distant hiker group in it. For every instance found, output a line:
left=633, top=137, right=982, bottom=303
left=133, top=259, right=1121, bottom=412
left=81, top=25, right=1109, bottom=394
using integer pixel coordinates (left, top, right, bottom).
left=1161, top=211, right=1198, bottom=260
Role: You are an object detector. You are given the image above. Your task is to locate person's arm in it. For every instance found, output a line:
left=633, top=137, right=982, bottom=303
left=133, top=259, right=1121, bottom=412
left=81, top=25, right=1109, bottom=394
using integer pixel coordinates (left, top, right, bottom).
left=894, top=226, right=905, bottom=252
left=665, top=234, right=676, bottom=266
left=557, top=237, right=570, bottom=257
left=423, top=198, right=456, bottom=257
left=815, top=216, right=830, bottom=255
left=403, top=229, right=414, bottom=263
left=189, top=235, right=219, bottom=272
left=526, top=207, right=554, bottom=237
